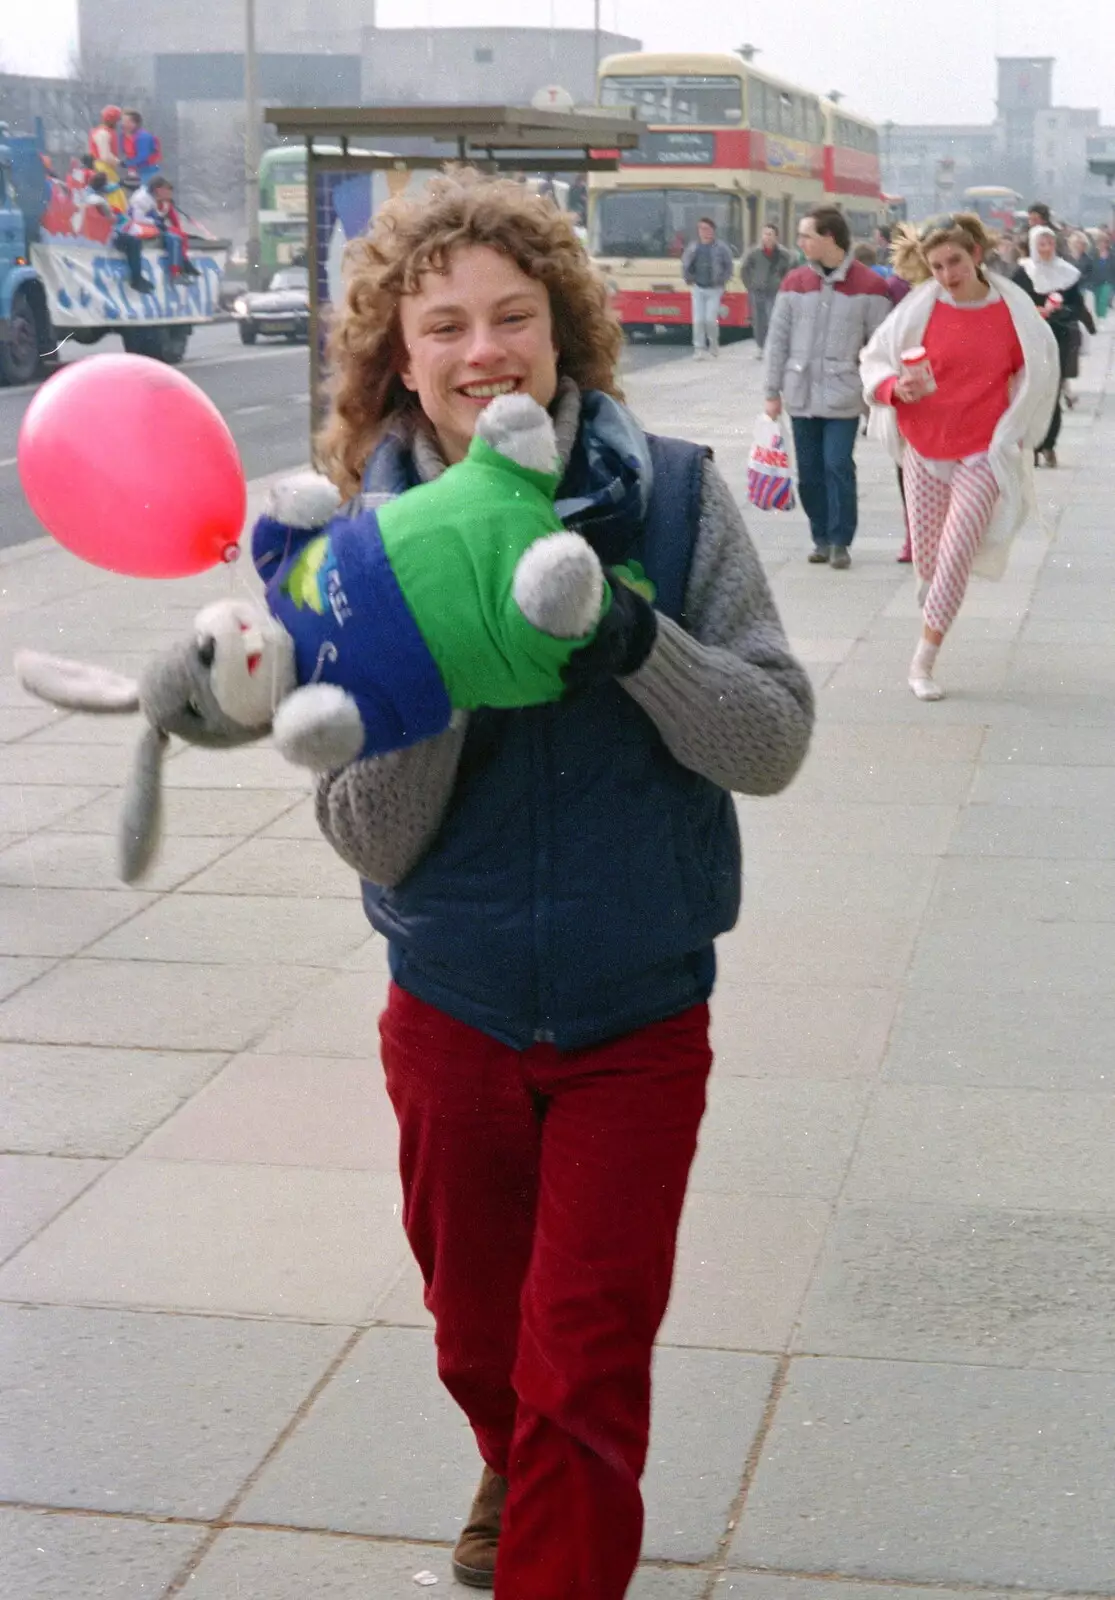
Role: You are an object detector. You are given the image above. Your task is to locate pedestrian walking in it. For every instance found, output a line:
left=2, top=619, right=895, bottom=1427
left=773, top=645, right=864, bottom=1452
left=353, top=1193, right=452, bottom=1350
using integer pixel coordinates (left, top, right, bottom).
left=861, top=214, right=1058, bottom=701
left=1094, top=232, right=1115, bottom=320
left=741, top=223, right=793, bottom=356
left=853, top=242, right=911, bottom=307
left=681, top=216, right=734, bottom=358
left=764, top=205, right=891, bottom=568
left=313, top=169, right=814, bottom=1598
left=1068, top=230, right=1095, bottom=290
left=1025, top=202, right=1072, bottom=259
left=1012, top=225, right=1093, bottom=465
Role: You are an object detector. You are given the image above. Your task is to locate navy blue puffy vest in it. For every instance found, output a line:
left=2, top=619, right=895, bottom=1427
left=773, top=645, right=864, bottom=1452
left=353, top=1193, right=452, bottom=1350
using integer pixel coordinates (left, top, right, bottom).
left=362, top=433, right=742, bottom=1049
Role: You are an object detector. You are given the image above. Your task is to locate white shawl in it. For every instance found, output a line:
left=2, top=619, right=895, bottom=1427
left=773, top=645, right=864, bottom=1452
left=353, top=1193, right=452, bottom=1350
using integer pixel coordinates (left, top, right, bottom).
left=859, top=276, right=1060, bottom=578
left=1021, top=227, right=1081, bottom=294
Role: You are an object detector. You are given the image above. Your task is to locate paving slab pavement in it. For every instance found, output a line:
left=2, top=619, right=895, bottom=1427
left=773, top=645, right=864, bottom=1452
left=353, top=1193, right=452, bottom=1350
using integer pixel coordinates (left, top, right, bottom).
left=3, top=324, right=1115, bottom=1597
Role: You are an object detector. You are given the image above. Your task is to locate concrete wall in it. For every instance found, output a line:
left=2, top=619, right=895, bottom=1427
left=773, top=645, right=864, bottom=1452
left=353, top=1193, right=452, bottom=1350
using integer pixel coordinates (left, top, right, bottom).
left=154, top=54, right=361, bottom=108
left=360, top=27, right=641, bottom=109
left=77, top=0, right=364, bottom=69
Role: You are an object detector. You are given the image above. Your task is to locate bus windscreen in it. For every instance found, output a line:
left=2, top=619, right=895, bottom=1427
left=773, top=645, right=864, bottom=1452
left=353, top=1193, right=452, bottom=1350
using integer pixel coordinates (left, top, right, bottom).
left=592, top=190, right=743, bottom=258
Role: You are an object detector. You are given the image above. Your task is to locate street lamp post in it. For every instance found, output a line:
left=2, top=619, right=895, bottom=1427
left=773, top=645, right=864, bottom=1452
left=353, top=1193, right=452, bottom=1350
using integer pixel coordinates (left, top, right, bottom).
left=244, top=0, right=262, bottom=291
left=593, top=0, right=601, bottom=85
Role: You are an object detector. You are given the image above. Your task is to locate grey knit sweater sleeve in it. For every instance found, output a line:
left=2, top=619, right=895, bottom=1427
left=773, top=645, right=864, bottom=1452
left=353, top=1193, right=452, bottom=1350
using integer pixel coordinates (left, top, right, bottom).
left=314, top=457, right=812, bottom=884
left=314, top=715, right=469, bottom=886
left=623, top=456, right=814, bottom=795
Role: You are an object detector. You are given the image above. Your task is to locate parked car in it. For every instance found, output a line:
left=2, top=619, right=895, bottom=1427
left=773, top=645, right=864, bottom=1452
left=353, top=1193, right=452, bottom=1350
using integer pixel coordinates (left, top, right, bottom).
left=232, top=266, right=309, bottom=344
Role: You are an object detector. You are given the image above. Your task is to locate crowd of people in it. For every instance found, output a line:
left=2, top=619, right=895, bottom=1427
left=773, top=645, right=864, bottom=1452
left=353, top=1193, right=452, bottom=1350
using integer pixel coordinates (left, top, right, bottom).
left=750, top=197, right=1104, bottom=701
left=52, top=106, right=197, bottom=294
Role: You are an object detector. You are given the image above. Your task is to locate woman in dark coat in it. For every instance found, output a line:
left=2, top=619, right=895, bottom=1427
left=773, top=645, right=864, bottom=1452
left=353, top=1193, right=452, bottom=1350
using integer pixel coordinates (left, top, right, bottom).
left=1013, top=225, right=1094, bottom=465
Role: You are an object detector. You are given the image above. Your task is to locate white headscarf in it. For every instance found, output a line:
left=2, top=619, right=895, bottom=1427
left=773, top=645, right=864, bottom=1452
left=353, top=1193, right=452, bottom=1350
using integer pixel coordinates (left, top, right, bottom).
left=1021, top=226, right=1081, bottom=294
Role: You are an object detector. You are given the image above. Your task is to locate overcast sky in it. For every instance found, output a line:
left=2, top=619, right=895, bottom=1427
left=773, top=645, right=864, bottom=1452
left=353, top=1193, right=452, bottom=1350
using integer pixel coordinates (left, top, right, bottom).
left=8, top=0, right=1115, bottom=127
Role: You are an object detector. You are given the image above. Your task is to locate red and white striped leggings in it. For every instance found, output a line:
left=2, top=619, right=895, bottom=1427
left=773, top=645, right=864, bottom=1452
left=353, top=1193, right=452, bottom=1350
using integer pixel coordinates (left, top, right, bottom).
left=903, top=450, right=1000, bottom=635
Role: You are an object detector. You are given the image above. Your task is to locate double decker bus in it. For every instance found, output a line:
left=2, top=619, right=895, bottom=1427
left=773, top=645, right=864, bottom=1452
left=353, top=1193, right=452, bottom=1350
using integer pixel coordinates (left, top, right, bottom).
left=259, top=146, right=309, bottom=276
left=822, top=101, right=885, bottom=241
left=592, top=52, right=825, bottom=338
left=257, top=145, right=422, bottom=278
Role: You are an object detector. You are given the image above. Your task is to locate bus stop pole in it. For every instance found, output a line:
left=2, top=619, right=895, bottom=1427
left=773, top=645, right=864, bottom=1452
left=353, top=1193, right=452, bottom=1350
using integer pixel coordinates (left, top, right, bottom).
left=244, top=0, right=262, bottom=291
left=307, top=137, right=322, bottom=450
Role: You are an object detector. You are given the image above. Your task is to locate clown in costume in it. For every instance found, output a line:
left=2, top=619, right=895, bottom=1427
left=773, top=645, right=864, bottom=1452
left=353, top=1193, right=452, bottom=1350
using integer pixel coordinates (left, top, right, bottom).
left=252, top=394, right=652, bottom=760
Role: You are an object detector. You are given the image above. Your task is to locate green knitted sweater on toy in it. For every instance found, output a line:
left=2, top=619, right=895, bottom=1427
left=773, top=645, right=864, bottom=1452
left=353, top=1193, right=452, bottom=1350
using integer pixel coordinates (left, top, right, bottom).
left=375, top=434, right=606, bottom=709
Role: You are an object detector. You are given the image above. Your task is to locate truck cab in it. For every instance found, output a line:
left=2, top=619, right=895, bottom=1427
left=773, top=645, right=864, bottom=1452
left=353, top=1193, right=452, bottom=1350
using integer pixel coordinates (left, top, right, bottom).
left=0, top=127, right=52, bottom=384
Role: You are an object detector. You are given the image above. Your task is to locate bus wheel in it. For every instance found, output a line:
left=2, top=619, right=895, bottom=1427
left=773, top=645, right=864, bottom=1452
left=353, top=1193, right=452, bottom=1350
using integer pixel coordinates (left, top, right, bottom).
left=0, top=290, right=44, bottom=386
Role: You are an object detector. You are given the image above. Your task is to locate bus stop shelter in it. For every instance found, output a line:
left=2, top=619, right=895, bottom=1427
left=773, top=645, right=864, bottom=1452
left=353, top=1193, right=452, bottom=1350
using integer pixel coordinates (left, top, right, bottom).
left=263, top=104, right=647, bottom=428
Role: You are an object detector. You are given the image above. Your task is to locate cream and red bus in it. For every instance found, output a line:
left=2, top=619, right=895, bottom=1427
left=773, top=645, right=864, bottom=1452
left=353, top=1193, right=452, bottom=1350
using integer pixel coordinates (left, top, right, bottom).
left=591, top=52, right=826, bottom=337
left=591, top=53, right=884, bottom=339
left=822, top=101, right=885, bottom=242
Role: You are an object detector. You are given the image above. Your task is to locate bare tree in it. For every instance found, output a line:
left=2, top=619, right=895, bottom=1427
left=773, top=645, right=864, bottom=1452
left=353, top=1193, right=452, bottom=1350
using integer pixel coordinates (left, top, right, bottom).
left=176, top=111, right=250, bottom=224
left=174, top=113, right=285, bottom=238
left=62, top=49, right=154, bottom=151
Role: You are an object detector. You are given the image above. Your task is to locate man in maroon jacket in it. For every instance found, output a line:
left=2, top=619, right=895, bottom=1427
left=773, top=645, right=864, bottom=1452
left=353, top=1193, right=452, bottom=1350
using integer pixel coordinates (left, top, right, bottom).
left=764, top=207, right=891, bottom=567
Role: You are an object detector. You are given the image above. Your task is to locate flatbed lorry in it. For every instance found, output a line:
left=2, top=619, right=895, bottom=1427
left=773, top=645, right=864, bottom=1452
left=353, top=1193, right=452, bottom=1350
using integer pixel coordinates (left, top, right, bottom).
left=0, top=123, right=226, bottom=385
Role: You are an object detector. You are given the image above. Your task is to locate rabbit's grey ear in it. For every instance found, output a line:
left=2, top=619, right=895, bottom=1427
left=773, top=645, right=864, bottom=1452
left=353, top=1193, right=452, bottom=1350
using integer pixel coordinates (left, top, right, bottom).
left=15, top=650, right=140, bottom=713
left=119, top=725, right=169, bottom=883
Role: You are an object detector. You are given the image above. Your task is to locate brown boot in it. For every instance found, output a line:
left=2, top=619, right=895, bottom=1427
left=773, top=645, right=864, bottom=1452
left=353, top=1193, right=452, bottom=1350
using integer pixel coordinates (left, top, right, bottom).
left=452, top=1465, right=507, bottom=1589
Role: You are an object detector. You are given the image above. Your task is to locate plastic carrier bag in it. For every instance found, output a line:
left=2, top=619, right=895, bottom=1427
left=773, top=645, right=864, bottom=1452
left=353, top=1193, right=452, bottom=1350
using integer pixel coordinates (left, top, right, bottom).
left=747, top=414, right=796, bottom=512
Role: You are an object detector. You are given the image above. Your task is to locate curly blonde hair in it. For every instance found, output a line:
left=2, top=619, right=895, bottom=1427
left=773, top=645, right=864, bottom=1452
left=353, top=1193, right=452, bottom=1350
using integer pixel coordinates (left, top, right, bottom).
left=316, top=168, right=624, bottom=498
left=890, top=212, right=996, bottom=286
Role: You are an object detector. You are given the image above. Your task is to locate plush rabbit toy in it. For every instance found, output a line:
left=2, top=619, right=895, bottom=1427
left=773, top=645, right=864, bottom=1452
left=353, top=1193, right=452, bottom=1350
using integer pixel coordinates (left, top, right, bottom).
left=15, top=394, right=652, bottom=883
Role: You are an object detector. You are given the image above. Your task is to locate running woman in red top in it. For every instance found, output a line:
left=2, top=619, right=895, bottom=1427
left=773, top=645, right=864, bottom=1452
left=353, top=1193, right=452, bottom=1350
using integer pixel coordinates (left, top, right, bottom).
left=860, top=215, right=1059, bottom=701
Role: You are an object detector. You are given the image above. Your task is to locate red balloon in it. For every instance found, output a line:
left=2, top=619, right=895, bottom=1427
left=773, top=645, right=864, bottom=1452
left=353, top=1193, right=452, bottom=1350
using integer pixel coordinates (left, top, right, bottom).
left=18, top=353, right=247, bottom=578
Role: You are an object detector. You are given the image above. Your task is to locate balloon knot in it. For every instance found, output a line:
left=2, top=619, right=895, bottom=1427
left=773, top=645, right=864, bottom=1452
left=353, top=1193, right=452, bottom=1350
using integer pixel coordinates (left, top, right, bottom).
left=221, top=543, right=241, bottom=564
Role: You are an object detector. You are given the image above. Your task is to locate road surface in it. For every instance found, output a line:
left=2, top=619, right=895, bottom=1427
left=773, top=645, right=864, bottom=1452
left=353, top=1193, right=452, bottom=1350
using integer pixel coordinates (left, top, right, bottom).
left=0, top=323, right=702, bottom=552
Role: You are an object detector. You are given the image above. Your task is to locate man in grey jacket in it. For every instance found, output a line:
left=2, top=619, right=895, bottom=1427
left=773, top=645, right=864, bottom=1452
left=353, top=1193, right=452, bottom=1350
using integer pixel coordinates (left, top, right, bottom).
left=741, top=224, right=794, bottom=357
left=764, top=207, right=891, bottom=568
left=681, top=218, right=735, bottom=359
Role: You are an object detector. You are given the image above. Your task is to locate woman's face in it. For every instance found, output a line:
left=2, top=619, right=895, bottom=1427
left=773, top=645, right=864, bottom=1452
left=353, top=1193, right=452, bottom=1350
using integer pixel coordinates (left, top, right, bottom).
left=1036, top=234, right=1057, bottom=261
left=398, top=244, right=559, bottom=464
left=926, top=241, right=981, bottom=295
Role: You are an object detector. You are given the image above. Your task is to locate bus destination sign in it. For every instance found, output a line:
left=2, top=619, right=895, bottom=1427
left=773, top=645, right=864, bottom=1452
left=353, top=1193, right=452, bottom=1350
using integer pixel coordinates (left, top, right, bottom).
left=622, top=132, right=717, bottom=167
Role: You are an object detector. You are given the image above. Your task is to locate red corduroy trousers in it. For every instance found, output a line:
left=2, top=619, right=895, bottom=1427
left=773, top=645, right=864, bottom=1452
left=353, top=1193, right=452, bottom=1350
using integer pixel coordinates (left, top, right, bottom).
left=378, top=983, right=713, bottom=1599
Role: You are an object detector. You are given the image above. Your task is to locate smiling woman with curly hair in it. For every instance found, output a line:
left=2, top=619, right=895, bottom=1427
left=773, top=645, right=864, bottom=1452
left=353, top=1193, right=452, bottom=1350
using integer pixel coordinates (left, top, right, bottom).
left=317, top=170, right=624, bottom=497
left=311, top=165, right=813, bottom=1598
